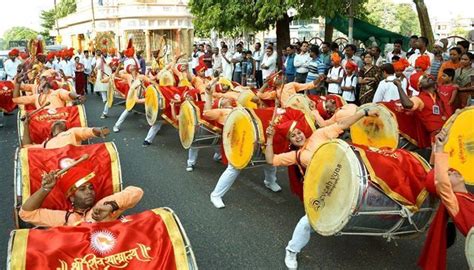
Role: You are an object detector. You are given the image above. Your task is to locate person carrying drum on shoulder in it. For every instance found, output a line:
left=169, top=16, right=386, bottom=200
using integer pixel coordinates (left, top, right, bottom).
left=310, top=96, right=357, bottom=128
left=256, top=72, right=325, bottom=108
left=22, top=116, right=110, bottom=149
left=12, top=70, right=85, bottom=109
left=264, top=107, right=380, bottom=270
left=112, top=63, right=151, bottom=133
left=19, top=166, right=143, bottom=227
left=418, top=129, right=473, bottom=270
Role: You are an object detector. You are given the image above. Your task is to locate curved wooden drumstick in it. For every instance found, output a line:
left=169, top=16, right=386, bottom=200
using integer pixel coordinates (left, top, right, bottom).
left=20, top=101, right=51, bottom=121
left=55, top=154, right=90, bottom=177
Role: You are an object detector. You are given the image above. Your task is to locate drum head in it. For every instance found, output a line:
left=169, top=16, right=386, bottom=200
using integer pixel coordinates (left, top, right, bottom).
left=125, top=81, right=140, bottom=111
left=304, top=139, right=361, bottom=236
left=467, top=228, right=474, bottom=268
left=158, top=70, right=175, bottom=86
left=237, top=90, right=258, bottom=109
left=145, top=85, right=159, bottom=126
left=179, top=100, right=198, bottom=149
left=350, top=103, right=399, bottom=150
left=443, top=106, right=474, bottom=185
left=107, top=78, right=115, bottom=108
left=223, top=108, right=258, bottom=169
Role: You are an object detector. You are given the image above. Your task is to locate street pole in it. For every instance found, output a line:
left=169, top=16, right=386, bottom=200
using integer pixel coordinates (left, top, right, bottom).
left=54, top=0, right=60, bottom=36
left=348, top=0, right=354, bottom=44
left=91, top=0, right=96, bottom=32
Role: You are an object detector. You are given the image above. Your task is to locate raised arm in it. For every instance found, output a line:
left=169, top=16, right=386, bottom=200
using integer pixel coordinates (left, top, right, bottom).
left=394, top=78, right=414, bottom=109
left=337, top=108, right=379, bottom=130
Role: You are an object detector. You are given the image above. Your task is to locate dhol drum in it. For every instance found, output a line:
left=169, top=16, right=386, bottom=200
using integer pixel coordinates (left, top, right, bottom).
left=107, top=75, right=130, bottom=108
left=237, top=89, right=258, bottom=109
left=0, top=81, right=17, bottom=113
left=350, top=103, right=399, bottom=150
left=304, top=139, right=436, bottom=238
left=158, top=69, right=176, bottom=86
left=145, top=85, right=166, bottom=126
left=13, top=142, right=123, bottom=228
left=286, top=94, right=315, bottom=122
left=7, top=208, right=197, bottom=270
left=467, top=228, right=474, bottom=269
left=125, top=79, right=145, bottom=111
left=178, top=100, right=221, bottom=149
left=443, top=106, right=474, bottom=185
left=17, top=105, right=88, bottom=145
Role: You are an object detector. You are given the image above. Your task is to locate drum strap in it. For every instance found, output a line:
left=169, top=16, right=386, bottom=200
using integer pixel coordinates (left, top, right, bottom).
left=295, top=150, right=306, bottom=180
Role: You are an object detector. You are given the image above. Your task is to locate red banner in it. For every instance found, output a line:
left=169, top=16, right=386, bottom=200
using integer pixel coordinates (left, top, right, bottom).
left=380, top=101, right=431, bottom=148
left=0, top=81, right=17, bottom=112
left=354, top=144, right=430, bottom=211
left=20, top=143, right=122, bottom=210
left=23, top=105, right=86, bottom=144
left=9, top=209, right=190, bottom=270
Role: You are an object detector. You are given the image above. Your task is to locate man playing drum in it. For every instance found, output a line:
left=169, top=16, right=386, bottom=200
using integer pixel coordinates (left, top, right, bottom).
left=418, top=129, right=473, bottom=270
left=112, top=64, right=152, bottom=133
left=264, top=107, right=380, bottom=270
left=19, top=166, right=143, bottom=227
left=12, top=70, right=85, bottom=109
left=22, top=117, right=110, bottom=149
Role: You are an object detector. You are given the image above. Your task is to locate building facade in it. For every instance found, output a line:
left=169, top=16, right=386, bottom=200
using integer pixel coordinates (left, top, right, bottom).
left=54, top=0, right=194, bottom=62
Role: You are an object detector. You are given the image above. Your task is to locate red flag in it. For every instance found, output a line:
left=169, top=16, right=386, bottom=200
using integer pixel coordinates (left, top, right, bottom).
left=19, top=143, right=122, bottom=210
left=9, top=209, right=191, bottom=270
left=22, top=105, right=87, bottom=144
left=0, top=81, right=17, bottom=112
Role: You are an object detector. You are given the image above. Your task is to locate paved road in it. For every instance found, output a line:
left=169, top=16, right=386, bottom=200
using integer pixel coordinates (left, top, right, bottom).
left=0, top=95, right=468, bottom=269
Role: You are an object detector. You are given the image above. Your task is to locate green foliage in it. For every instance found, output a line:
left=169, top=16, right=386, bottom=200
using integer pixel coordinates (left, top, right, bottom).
left=2, top=27, right=38, bottom=49
left=39, top=0, right=77, bottom=40
left=364, top=0, right=420, bottom=36
left=189, top=0, right=363, bottom=37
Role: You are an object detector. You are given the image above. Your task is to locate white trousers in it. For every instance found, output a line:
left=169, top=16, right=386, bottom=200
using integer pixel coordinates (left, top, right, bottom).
left=187, top=147, right=221, bottom=167
left=114, top=109, right=130, bottom=129
left=210, top=164, right=277, bottom=198
left=286, top=215, right=313, bottom=253
left=100, top=91, right=109, bottom=115
left=144, top=121, right=163, bottom=143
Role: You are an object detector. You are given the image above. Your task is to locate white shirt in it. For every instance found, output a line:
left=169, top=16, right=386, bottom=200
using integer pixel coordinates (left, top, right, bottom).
left=232, top=52, right=244, bottom=72
left=373, top=75, right=401, bottom=102
left=191, top=51, right=204, bottom=69
left=4, top=58, right=20, bottom=80
left=52, top=59, right=61, bottom=72
left=374, top=56, right=384, bottom=67
left=212, top=54, right=222, bottom=72
left=294, top=52, right=311, bottom=74
left=386, top=50, right=406, bottom=63
left=221, top=51, right=233, bottom=80
left=261, top=53, right=277, bottom=80
left=253, top=49, right=264, bottom=71
left=59, top=60, right=75, bottom=78
left=327, top=66, right=344, bottom=94
left=407, top=50, right=434, bottom=75
left=341, top=74, right=358, bottom=102
left=81, top=55, right=93, bottom=75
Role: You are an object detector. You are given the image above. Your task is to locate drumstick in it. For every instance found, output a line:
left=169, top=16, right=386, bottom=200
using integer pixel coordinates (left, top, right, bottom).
left=20, top=102, right=51, bottom=121
left=55, top=154, right=90, bottom=177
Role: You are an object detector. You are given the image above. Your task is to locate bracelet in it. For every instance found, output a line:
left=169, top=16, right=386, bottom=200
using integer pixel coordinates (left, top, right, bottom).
left=103, top=201, right=119, bottom=212
left=42, top=187, right=50, bottom=192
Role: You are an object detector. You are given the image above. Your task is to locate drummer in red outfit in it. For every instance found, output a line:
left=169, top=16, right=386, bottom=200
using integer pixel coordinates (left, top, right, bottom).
left=418, top=129, right=473, bottom=270
left=396, top=74, right=451, bottom=142
left=264, top=107, right=380, bottom=269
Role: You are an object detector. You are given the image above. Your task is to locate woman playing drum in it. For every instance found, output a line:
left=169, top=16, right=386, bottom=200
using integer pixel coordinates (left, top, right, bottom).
left=418, top=129, right=474, bottom=270
left=264, top=107, right=380, bottom=270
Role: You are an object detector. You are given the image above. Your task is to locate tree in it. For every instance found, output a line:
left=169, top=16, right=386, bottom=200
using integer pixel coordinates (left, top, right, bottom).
left=40, top=0, right=77, bottom=41
left=364, top=0, right=420, bottom=36
left=413, top=0, right=434, bottom=49
left=2, top=27, right=38, bottom=49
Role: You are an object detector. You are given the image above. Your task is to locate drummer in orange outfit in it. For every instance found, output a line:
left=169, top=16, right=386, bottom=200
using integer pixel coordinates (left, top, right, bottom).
left=256, top=72, right=324, bottom=108
left=112, top=63, right=151, bottom=133
left=264, top=107, right=380, bottom=269
left=22, top=116, right=110, bottom=149
left=418, top=129, right=473, bottom=270
left=12, top=70, right=85, bottom=109
left=19, top=166, right=143, bottom=227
